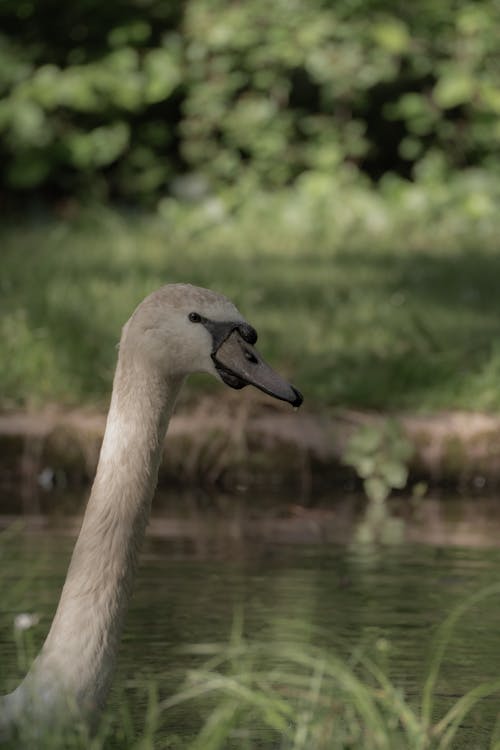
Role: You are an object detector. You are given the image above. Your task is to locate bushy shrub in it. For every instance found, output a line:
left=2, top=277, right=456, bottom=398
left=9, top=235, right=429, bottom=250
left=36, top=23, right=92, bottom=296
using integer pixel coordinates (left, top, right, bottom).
left=0, top=0, right=499, bottom=201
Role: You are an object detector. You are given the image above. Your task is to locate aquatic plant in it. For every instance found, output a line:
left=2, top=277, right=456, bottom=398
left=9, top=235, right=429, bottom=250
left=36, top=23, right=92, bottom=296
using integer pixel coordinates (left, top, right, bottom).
left=343, top=420, right=413, bottom=544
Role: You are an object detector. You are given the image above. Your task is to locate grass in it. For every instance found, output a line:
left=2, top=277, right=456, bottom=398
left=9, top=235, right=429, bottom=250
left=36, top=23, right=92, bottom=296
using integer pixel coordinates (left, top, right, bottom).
left=4, top=594, right=500, bottom=749
left=3, top=523, right=500, bottom=749
left=1, top=170, right=500, bottom=412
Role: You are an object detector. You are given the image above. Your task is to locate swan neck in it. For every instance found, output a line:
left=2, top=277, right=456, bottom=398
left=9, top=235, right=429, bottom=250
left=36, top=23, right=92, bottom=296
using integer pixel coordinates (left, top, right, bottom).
left=12, top=354, right=182, bottom=726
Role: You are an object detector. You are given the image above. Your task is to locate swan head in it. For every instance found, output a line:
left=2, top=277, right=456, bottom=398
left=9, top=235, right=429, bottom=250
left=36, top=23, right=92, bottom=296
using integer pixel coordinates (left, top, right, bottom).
left=122, top=284, right=303, bottom=407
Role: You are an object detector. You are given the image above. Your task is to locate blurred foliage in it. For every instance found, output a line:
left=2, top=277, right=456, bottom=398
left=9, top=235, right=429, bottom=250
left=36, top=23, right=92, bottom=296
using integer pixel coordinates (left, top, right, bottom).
left=344, top=420, right=413, bottom=544
left=2, top=169, right=500, bottom=411
left=344, top=420, right=412, bottom=505
left=1, top=0, right=500, bottom=201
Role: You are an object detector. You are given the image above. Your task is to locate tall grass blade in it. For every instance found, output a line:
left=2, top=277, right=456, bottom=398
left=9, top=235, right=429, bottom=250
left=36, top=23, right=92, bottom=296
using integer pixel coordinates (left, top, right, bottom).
left=421, top=582, right=500, bottom=728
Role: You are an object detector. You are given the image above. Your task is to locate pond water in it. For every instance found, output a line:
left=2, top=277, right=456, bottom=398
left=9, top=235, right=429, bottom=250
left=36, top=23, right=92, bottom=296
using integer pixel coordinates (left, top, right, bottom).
left=2, top=491, right=500, bottom=747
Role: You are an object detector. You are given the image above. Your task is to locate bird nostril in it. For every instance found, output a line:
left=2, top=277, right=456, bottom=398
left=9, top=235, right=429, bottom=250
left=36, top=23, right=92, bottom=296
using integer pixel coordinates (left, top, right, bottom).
left=244, top=348, right=258, bottom=364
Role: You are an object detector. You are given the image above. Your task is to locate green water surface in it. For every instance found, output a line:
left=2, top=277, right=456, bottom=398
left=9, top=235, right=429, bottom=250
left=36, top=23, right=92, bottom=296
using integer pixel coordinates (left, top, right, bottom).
left=2, top=497, right=500, bottom=747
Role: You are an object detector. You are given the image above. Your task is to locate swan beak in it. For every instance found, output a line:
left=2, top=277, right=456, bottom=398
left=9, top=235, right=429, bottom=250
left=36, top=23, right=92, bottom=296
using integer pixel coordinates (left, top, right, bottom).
left=212, top=330, right=303, bottom=407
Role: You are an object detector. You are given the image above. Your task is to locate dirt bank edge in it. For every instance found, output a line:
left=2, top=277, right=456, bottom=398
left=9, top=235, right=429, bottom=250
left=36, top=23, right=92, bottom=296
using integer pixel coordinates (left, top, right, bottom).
left=1, top=396, right=499, bottom=495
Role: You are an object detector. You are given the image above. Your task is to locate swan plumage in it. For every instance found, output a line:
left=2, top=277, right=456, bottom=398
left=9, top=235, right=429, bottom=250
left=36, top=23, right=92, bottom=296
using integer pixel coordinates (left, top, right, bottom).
left=0, top=283, right=301, bottom=742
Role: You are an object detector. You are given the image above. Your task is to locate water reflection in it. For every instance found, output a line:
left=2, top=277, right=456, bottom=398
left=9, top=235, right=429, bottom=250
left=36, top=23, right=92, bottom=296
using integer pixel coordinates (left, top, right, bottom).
left=4, top=489, right=500, bottom=550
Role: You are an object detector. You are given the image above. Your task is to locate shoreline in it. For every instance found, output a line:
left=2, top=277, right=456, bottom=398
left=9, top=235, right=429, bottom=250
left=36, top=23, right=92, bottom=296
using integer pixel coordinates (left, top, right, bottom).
left=1, top=395, right=500, bottom=499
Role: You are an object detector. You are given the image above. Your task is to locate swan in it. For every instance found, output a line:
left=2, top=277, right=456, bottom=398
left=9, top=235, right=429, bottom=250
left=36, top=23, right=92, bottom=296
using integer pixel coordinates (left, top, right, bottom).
left=0, top=283, right=302, bottom=742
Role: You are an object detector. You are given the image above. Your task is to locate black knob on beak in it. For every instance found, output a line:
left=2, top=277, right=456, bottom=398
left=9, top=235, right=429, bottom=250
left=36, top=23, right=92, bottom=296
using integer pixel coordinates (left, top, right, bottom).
left=238, top=323, right=258, bottom=345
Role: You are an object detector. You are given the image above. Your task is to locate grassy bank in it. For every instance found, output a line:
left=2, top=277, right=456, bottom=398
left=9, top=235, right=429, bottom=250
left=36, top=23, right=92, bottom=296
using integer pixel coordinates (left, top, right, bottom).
left=2, top=171, right=500, bottom=412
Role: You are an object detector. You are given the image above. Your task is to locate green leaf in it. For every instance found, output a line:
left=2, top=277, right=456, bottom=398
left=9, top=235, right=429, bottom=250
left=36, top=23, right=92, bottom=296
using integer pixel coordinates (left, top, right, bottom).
left=372, top=19, right=411, bottom=55
left=356, top=456, right=377, bottom=478
left=434, top=73, right=475, bottom=109
left=380, top=460, right=408, bottom=489
left=7, top=151, right=51, bottom=187
left=364, top=476, right=389, bottom=504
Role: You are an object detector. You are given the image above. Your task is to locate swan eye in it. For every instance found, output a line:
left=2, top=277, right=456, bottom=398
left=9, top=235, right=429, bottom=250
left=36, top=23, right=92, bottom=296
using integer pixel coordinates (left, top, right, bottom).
left=189, top=312, right=202, bottom=323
